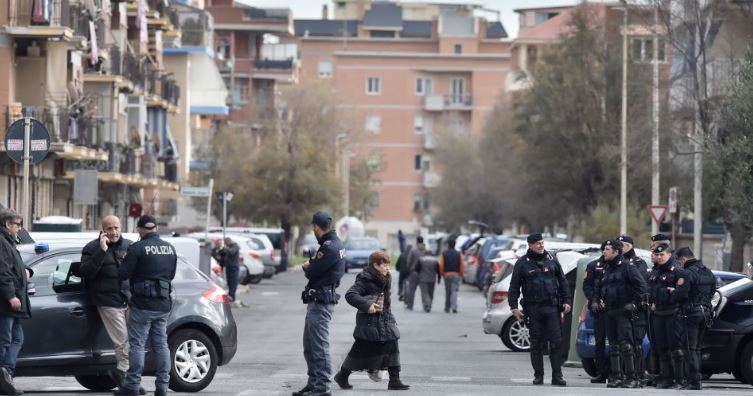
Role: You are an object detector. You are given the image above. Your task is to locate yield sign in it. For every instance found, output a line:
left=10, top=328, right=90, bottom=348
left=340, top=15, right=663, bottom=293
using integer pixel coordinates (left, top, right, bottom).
left=647, top=205, right=668, bottom=224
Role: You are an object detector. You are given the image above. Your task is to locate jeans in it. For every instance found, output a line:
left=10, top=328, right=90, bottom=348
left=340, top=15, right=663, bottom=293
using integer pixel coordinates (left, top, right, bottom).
left=0, top=316, right=23, bottom=376
left=226, top=265, right=240, bottom=301
left=404, top=273, right=418, bottom=309
left=303, top=302, right=335, bottom=391
left=443, top=274, right=460, bottom=311
left=125, top=307, right=170, bottom=392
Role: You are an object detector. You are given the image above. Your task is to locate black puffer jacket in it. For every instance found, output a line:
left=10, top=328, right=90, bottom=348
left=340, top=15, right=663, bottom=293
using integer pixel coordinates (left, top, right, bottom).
left=345, top=268, right=400, bottom=342
left=0, top=228, right=31, bottom=318
left=80, top=237, right=132, bottom=307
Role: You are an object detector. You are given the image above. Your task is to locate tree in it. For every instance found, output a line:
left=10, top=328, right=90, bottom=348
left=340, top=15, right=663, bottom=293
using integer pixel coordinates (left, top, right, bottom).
left=348, top=152, right=384, bottom=222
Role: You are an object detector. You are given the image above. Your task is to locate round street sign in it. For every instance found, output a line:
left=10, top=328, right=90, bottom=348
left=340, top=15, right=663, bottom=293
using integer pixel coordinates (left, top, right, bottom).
left=4, top=118, right=50, bottom=165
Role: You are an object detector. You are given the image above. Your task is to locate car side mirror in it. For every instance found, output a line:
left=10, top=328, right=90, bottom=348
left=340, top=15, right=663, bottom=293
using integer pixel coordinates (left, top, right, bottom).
left=69, top=261, right=82, bottom=278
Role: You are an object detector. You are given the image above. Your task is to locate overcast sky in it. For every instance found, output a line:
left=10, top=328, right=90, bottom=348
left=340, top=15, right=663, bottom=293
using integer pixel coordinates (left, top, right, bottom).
left=240, top=0, right=582, bottom=38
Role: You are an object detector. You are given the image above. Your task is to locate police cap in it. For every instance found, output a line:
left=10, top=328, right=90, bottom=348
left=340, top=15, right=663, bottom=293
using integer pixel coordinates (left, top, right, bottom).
left=617, top=235, right=634, bottom=245
left=675, top=246, right=694, bottom=259
left=137, top=215, right=157, bottom=230
left=652, top=243, right=670, bottom=254
left=527, top=233, right=543, bottom=244
left=651, top=233, right=670, bottom=242
left=311, top=211, right=332, bottom=229
left=601, top=239, right=623, bottom=251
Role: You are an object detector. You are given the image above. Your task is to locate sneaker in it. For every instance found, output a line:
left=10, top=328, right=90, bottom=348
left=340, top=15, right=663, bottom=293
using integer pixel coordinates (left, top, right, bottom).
left=0, top=368, right=18, bottom=396
left=367, top=370, right=386, bottom=382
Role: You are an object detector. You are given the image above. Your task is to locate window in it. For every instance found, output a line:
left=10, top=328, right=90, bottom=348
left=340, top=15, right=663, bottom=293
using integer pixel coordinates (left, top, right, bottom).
left=336, top=1, right=346, bottom=8
left=632, top=37, right=666, bottom=63
left=365, top=115, right=381, bottom=133
left=370, top=31, right=395, bottom=38
left=317, top=60, right=332, bottom=78
left=454, top=44, right=463, bottom=54
left=29, top=253, right=82, bottom=297
left=414, top=116, right=424, bottom=133
left=366, top=77, right=381, bottom=95
left=414, top=154, right=422, bottom=170
left=415, top=77, right=432, bottom=96
left=450, top=77, right=466, bottom=103
left=535, top=12, right=559, bottom=25
left=413, top=192, right=429, bottom=210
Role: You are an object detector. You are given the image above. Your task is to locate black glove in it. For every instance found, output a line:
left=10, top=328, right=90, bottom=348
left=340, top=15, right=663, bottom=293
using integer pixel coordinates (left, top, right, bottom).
left=624, top=303, right=637, bottom=312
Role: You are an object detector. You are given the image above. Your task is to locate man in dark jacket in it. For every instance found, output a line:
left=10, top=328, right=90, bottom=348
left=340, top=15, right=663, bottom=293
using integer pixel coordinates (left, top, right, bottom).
left=0, top=209, right=32, bottom=395
left=617, top=234, right=650, bottom=385
left=439, top=238, right=463, bottom=313
left=509, top=233, right=571, bottom=387
left=403, top=237, right=425, bottom=310
left=117, top=215, right=177, bottom=396
left=395, top=244, right=411, bottom=301
left=582, top=248, right=608, bottom=383
left=221, top=237, right=241, bottom=302
left=415, top=249, right=440, bottom=313
left=80, top=215, right=140, bottom=393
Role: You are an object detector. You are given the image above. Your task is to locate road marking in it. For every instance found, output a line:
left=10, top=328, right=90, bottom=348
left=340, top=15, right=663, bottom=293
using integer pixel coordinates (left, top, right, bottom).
left=261, top=291, right=280, bottom=296
left=510, top=378, right=531, bottom=383
left=431, top=376, right=472, bottom=382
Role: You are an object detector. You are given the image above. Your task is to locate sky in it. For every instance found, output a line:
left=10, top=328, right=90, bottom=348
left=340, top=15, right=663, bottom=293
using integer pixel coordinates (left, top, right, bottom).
left=242, top=0, right=582, bottom=39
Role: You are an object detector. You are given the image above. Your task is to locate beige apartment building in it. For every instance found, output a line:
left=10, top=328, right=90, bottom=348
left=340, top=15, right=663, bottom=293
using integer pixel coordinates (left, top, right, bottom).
left=294, top=0, right=510, bottom=247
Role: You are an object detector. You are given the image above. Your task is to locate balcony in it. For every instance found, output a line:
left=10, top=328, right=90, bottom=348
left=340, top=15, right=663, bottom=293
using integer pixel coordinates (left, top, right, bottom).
left=423, top=132, right=436, bottom=150
left=422, top=170, right=441, bottom=188
left=424, top=95, right=473, bottom=111
left=253, top=58, right=298, bottom=84
left=254, top=59, right=294, bottom=70
left=5, top=0, right=74, bottom=38
left=175, top=9, right=214, bottom=48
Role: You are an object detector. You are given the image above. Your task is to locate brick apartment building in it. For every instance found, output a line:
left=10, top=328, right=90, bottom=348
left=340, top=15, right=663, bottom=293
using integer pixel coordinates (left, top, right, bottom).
left=293, top=0, right=511, bottom=247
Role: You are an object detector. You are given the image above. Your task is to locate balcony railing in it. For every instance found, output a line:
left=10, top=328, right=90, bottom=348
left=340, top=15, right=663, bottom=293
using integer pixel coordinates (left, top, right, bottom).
left=6, top=104, right=103, bottom=148
left=424, top=95, right=473, bottom=111
left=147, top=0, right=178, bottom=27
left=177, top=10, right=214, bottom=48
left=159, top=76, right=180, bottom=106
left=254, top=59, right=294, bottom=70
left=7, top=0, right=69, bottom=28
left=242, top=7, right=290, bottom=21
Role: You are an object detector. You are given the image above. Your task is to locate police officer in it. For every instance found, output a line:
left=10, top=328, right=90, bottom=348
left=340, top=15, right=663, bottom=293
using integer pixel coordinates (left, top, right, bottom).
left=582, top=246, right=608, bottom=383
left=650, top=233, right=671, bottom=250
left=618, top=235, right=650, bottom=385
left=646, top=233, right=670, bottom=384
left=675, top=247, right=715, bottom=390
left=647, top=243, right=687, bottom=389
left=509, top=233, right=571, bottom=387
left=597, top=240, right=647, bottom=388
left=294, top=211, right=346, bottom=396
left=116, top=215, right=177, bottom=396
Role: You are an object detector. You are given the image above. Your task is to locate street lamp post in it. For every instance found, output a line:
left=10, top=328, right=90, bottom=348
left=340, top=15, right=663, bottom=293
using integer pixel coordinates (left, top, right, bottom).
left=620, top=4, right=629, bottom=235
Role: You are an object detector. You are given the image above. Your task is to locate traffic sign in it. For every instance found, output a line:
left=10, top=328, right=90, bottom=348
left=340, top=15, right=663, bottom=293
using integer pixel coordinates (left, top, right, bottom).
left=181, top=186, right=211, bottom=197
left=668, top=187, right=678, bottom=214
left=4, top=118, right=50, bottom=165
left=647, top=205, right=668, bottom=224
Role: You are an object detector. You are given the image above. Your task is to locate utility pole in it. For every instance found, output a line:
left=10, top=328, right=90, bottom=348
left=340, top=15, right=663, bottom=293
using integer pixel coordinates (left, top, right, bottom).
left=693, top=22, right=704, bottom=257
left=620, top=5, right=629, bottom=235
left=651, top=1, right=661, bottom=236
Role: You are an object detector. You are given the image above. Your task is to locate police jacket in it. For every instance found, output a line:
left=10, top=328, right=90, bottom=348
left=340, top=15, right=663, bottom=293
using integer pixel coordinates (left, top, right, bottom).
left=648, top=257, right=686, bottom=316
left=624, top=249, right=649, bottom=280
left=583, top=257, right=606, bottom=305
left=345, top=268, right=399, bottom=342
left=80, top=236, right=132, bottom=307
left=119, top=232, right=177, bottom=313
left=0, top=228, right=32, bottom=318
left=508, top=249, right=571, bottom=311
left=221, top=242, right=240, bottom=267
left=681, top=259, right=715, bottom=312
left=598, top=255, right=647, bottom=312
left=304, top=230, right=345, bottom=290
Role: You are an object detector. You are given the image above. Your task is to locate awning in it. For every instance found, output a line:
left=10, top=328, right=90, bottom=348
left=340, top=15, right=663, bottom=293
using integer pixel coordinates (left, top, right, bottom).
left=189, top=52, right=229, bottom=115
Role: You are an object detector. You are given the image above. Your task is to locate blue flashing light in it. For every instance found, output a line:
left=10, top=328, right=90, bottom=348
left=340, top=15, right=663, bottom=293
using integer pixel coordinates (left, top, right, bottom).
left=34, top=242, right=49, bottom=254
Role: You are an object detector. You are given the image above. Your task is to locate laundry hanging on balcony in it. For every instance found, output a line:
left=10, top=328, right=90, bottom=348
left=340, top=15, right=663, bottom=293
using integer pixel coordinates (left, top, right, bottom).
left=138, top=0, right=147, bottom=43
left=89, top=20, right=99, bottom=65
left=32, top=0, right=52, bottom=24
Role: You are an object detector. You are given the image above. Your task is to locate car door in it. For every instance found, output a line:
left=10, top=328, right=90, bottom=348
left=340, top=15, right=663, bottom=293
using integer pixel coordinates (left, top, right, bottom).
left=17, top=252, right=96, bottom=367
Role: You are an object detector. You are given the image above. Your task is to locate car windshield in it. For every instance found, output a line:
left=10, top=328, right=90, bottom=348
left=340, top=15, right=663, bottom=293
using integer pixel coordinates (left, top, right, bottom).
left=346, top=239, right=379, bottom=250
left=245, top=238, right=264, bottom=250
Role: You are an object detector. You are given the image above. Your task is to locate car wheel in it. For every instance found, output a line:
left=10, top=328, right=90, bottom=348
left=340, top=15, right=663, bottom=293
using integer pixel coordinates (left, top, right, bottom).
left=169, top=329, right=218, bottom=392
left=75, top=374, right=117, bottom=391
left=249, top=275, right=262, bottom=284
left=500, top=318, right=530, bottom=352
left=581, top=358, right=597, bottom=377
left=739, top=341, right=753, bottom=385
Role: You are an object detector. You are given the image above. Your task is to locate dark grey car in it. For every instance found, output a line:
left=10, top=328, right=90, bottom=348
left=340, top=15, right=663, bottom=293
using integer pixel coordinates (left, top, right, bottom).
left=14, top=242, right=237, bottom=393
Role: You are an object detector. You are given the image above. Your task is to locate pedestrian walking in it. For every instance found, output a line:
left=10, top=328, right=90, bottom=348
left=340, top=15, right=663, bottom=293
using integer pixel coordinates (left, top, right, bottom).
left=597, top=240, right=647, bottom=388
left=439, top=238, right=463, bottom=313
left=221, top=237, right=241, bottom=302
left=415, top=249, right=440, bottom=313
left=675, top=247, right=715, bottom=390
left=333, top=251, right=410, bottom=391
left=618, top=234, right=650, bottom=386
left=0, top=209, right=32, bottom=396
left=582, top=248, right=608, bottom=383
left=294, top=211, right=346, bottom=396
left=116, top=215, right=177, bottom=396
left=508, top=233, right=571, bottom=387
left=403, top=236, right=425, bottom=311
left=395, top=244, right=411, bottom=301
left=647, top=243, right=687, bottom=389
left=397, top=229, right=406, bottom=254
left=80, top=215, right=145, bottom=395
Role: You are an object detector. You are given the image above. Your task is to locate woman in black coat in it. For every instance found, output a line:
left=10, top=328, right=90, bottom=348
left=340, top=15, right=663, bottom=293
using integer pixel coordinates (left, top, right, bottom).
left=334, top=251, right=409, bottom=390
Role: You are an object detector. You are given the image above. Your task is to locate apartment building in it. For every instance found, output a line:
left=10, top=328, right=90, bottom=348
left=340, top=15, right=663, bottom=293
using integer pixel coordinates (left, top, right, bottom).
left=0, top=0, right=208, bottom=230
left=294, top=0, right=510, bottom=247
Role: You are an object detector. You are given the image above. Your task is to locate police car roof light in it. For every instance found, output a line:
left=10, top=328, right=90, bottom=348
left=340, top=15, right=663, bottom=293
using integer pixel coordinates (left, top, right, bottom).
left=34, top=242, right=49, bottom=254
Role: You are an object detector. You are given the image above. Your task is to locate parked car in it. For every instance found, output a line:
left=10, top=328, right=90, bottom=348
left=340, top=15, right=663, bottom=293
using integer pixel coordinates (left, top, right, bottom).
left=208, top=227, right=288, bottom=272
left=299, top=234, right=319, bottom=257
left=475, top=237, right=512, bottom=288
left=462, top=238, right=484, bottom=285
left=15, top=240, right=237, bottom=392
left=344, top=237, right=380, bottom=271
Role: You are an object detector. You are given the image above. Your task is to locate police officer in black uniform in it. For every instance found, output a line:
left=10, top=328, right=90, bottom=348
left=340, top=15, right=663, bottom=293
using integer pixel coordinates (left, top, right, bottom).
left=618, top=235, right=650, bottom=385
left=117, top=215, right=177, bottom=396
left=582, top=246, right=608, bottom=383
left=646, top=233, right=671, bottom=384
left=647, top=243, right=687, bottom=389
left=294, top=211, right=346, bottom=396
left=597, top=240, right=647, bottom=388
left=675, top=247, right=715, bottom=390
left=509, top=233, right=571, bottom=387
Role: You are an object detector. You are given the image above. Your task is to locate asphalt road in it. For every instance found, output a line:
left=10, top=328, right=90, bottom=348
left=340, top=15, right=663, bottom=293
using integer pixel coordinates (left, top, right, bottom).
left=15, top=268, right=753, bottom=395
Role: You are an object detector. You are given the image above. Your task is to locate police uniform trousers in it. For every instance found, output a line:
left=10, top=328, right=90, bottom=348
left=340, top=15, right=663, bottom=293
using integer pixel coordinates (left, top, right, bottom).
left=592, top=311, right=608, bottom=377
left=303, top=302, right=336, bottom=391
left=684, top=309, right=708, bottom=386
left=652, top=311, right=683, bottom=383
left=605, top=308, right=636, bottom=382
left=525, top=304, right=563, bottom=378
left=647, top=310, right=660, bottom=376
left=632, top=309, right=648, bottom=378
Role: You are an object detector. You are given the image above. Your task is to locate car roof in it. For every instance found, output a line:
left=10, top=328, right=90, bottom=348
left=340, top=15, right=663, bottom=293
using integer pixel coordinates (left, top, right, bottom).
left=712, top=270, right=745, bottom=279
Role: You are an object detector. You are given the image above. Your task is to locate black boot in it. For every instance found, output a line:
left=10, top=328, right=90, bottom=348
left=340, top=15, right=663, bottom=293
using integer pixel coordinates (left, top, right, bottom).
left=590, top=374, right=607, bottom=384
left=387, top=367, right=410, bottom=390
left=334, top=369, right=353, bottom=390
left=655, top=355, right=674, bottom=389
left=607, top=351, right=623, bottom=388
left=672, top=349, right=688, bottom=389
left=634, top=344, right=646, bottom=387
left=548, top=342, right=566, bottom=386
left=620, top=343, right=638, bottom=388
